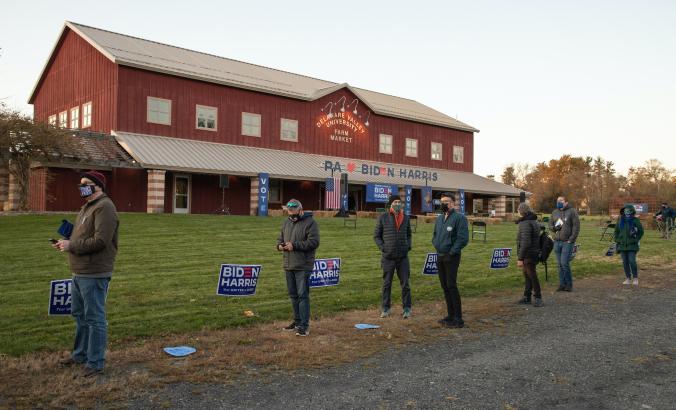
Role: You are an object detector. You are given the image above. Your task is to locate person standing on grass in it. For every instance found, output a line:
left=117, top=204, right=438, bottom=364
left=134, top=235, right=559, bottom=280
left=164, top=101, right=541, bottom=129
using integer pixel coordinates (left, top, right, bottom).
left=374, top=194, right=413, bottom=319
left=614, top=204, right=644, bottom=286
left=432, top=192, right=469, bottom=328
left=515, top=202, right=543, bottom=307
left=655, top=202, right=675, bottom=238
left=549, top=195, right=580, bottom=292
left=52, top=170, right=119, bottom=378
left=277, top=199, right=320, bottom=337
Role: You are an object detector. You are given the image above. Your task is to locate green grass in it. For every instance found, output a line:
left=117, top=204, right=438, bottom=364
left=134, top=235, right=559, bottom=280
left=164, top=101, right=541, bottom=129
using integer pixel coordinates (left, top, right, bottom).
left=0, top=213, right=673, bottom=356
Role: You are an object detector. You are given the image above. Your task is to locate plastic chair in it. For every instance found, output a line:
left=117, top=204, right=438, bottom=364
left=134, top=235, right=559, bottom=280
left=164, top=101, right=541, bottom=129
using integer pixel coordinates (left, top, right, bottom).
left=600, top=222, right=615, bottom=241
left=471, top=221, right=487, bottom=242
left=343, top=212, right=357, bottom=229
left=409, top=215, right=418, bottom=233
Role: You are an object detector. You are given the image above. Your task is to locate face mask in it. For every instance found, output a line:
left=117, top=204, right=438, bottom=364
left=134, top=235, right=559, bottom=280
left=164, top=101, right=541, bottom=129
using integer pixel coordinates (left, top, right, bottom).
left=440, top=203, right=450, bottom=213
left=624, top=209, right=632, bottom=217
left=556, top=201, right=564, bottom=209
left=79, top=184, right=95, bottom=198
left=392, top=204, right=403, bottom=213
left=288, top=214, right=300, bottom=222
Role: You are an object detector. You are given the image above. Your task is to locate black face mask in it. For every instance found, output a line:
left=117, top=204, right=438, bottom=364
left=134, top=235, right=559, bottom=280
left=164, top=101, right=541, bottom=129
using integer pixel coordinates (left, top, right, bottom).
left=440, top=203, right=450, bottom=213
left=79, top=184, right=95, bottom=198
left=289, top=214, right=300, bottom=222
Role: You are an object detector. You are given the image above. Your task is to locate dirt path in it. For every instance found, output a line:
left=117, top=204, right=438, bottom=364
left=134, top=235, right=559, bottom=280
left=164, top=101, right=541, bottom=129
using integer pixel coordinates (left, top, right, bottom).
left=135, top=269, right=676, bottom=409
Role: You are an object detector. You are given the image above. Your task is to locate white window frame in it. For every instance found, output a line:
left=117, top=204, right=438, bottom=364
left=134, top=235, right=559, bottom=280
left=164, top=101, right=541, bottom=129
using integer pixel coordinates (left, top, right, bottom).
left=70, top=107, right=80, bottom=129
left=405, top=138, right=418, bottom=157
left=147, top=96, right=172, bottom=125
left=431, top=142, right=443, bottom=161
left=82, top=102, right=92, bottom=128
left=242, top=112, right=261, bottom=137
left=196, top=104, right=218, bottom=131
left=58, top=111, right=68, bottom=128
left=379, top=134, right=393, bottom=154
left=173, top=174, right=191, bottom=214
left=280, top=118, right=298, bottom=142
left=48, top=115, right=56, bottom=127
left=453, top=145, right=464, bottom=163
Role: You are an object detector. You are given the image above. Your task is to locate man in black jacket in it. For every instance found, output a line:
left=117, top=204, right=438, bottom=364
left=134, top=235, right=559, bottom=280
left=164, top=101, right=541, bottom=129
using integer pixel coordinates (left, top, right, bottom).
left=277, top=199, right=320, bottom=336
left=374, top=195, right=412, bottom=318
left=516, top=202, right=543, bottom=307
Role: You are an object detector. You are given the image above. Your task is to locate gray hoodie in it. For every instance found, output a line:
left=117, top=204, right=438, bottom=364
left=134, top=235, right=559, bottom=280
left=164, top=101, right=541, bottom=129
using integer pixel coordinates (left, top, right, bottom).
left=549, top=204, right=580, bottom=242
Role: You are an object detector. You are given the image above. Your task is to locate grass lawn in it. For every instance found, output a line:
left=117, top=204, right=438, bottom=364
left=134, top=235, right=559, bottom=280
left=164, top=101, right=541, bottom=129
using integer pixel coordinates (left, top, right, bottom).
left=1, top=213, right=673, bottom=357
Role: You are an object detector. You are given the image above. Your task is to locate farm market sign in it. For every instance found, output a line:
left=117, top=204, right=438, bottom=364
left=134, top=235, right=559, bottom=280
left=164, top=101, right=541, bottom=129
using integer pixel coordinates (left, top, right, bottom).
left=316, top=96, right=370, bottom=144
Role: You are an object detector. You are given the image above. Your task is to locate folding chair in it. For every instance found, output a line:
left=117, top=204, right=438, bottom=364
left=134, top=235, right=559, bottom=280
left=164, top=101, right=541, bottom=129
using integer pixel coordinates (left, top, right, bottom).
left=600, top=222, right=615, bottom=241
left=471, top=221, right=487, bottom=242
left=343, top=213, right=357, bottom=229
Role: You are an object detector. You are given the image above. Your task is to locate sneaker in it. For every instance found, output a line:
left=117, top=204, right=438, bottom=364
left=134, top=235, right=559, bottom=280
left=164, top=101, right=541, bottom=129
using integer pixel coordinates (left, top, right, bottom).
left=81, top=367, right=103, bottom=378
left=622, top=278, right=631, bottom=285
left=437, top=317, right=452, bottom=325
left=443, top=319, right=465, bottom=329
left=402, top=308, right=411, bottom=319
left=282, top=322, right=297, bottom=331
left=517, top=297, right=531, bottom=304
left=632, top=278, right=639, bottom=286
left=564, top=286, right=572, bottom=292
left=380, top=309, right=390, bottom=318
left=295, top=328, right=309, bottom=337
left=556, top=286, right=565, bottom=292
left=59, top=356, right=84, bottom=367
left=532, top=298, right=543, bottom=307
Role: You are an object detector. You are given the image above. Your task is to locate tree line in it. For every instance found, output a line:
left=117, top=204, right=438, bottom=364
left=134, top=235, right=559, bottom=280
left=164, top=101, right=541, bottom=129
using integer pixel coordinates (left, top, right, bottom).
left=501, top=156, right=675, bottom=214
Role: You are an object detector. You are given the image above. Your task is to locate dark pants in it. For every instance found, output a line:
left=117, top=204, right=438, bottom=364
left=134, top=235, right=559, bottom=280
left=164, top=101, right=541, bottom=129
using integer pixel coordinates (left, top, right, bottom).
left=285, top=270, right=311, bottom=330
left=620, top=251, right=638, bottom=278
left=381, top=256, right=411, bottom=310
left=522, top=258, right=541, bottom=299
left=437, top=253, right=462, bottom=321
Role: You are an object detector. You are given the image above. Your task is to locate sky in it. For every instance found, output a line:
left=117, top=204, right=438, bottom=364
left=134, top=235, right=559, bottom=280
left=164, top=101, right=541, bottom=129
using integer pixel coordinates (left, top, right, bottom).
left=1, top=0, right=674, bottom=180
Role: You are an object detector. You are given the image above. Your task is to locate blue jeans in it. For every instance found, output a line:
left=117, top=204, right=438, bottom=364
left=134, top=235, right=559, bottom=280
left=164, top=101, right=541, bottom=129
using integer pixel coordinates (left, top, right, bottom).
left=554, top=241, right=574, bottom=288
left=620, top=251, right=638, bottom=278
left=285, top=270, right=310, bottom=330
left=71, top=276, right=110, bottom=370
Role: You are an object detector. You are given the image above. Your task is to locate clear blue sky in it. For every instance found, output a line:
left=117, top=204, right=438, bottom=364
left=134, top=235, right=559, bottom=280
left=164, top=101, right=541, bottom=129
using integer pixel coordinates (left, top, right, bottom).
left=1, top=0, right=674, bottom=178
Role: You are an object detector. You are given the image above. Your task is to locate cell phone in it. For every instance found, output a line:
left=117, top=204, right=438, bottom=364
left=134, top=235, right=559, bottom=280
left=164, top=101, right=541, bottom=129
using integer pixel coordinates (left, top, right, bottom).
left=49, top=239, right=59, bottom=244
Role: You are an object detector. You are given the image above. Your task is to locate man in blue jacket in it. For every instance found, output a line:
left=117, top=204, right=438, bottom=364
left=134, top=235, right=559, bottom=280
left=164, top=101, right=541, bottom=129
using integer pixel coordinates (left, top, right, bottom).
left=432, top=193, right=469, bottom=328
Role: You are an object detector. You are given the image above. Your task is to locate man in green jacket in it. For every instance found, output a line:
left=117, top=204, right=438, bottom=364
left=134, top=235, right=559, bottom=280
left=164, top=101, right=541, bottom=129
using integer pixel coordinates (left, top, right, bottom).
left=53, top=170, right=119, bottom=377
left=614, top=204, right=644, bottom=286
left=432, top=193, right=469, bottom=328
left=277, top=199, right=320, bottom=337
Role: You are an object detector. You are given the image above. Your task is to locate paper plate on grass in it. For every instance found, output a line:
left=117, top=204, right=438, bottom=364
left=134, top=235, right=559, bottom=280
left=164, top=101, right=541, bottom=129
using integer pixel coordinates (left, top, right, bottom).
left=163, top=346, right=196, bottom=357
left=355, top=323, right=380, bottom=330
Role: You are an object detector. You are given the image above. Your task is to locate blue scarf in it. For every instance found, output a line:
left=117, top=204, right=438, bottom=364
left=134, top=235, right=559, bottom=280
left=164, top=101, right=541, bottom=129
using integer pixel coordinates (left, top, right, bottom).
left=619, top=215, right=634, bottom=230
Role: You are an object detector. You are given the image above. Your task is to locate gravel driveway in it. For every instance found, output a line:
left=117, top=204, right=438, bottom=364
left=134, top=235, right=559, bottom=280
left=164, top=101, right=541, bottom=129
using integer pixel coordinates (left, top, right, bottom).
left=136, top=269, right=676, bottom=409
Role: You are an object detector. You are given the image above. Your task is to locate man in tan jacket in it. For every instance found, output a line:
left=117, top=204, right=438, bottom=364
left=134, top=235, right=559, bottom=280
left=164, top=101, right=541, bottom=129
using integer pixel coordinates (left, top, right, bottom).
left=53, top=170, right=119, bottom=377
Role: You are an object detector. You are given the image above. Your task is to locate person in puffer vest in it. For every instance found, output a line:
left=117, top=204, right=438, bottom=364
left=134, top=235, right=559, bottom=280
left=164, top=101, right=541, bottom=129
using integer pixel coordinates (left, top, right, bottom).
left=374, top=195, right=412, bottom=318
left=515, top=202, right=543, bottom=307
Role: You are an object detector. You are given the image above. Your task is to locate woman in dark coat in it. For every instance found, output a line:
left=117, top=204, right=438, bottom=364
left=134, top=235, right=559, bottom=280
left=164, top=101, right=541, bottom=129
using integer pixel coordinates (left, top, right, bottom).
left=614, top=204, right=644, bottom=286
left=516, top=203, right=543, bottom=307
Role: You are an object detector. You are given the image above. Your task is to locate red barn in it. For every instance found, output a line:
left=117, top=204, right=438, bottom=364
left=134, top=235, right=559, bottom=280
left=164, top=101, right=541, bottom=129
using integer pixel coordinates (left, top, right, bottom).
left=12, top=21, right=521, bottom=216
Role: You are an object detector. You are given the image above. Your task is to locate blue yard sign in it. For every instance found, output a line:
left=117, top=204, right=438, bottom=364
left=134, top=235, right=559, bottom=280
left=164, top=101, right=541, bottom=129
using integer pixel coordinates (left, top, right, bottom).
left=421, top=186, right=433, bottom=213
left=404, top=185, right=412, bottom=215
left=459, top=189, right=466, bottom=215
left=490, top=248, right=512, bottom=269
left=310, top=258, right=341, bottom=288
left=257, top=173, right=269, bottom=216
left=49, top=279, right=72, bottom=316
left=365, top=183, right=398, bottom=203
left=217, top=264, right=261, bottom=296
left=421, top=253, right=438, bottom=275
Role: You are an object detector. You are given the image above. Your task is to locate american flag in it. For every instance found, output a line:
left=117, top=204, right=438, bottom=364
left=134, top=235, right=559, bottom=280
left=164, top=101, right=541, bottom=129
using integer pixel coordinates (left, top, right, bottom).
left=325, top=177, right=341, bottom=209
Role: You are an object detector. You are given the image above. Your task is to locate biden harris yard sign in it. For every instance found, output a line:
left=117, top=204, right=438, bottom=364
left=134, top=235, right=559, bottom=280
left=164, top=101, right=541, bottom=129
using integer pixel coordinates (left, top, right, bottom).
left=490, top=248, right=512, bottom=269
left=217, top=264, right=261, bottom=296
left=421, top=253, right=438, bottom=275
left=49, top=279, right=72, bottom=315
left=310, top=258, right=341, bottom=288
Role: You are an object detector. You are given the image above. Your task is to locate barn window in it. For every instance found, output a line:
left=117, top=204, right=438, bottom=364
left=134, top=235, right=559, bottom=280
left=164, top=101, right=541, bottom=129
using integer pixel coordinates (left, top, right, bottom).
left=82, top=102, right=92, bottom=128
left=431, top=142, right=442, bottom=161
left=405, top=138, right=418, bottom=157
left=280, top=118, right=298, bottom=142
left=242, top=112, right=261, bottom=137
left=48, top=115, right=56, bottom=127
left=147, top=97, right=172, bottom=125
left=58, top=111, right=68, bottom=128
left=196, top=105, right=217, bottom=131
left=453, top=145, right=464, bottom=163
left=70, top=107, right=79, bottom=129
left=379, top=134, right=392, bottom=154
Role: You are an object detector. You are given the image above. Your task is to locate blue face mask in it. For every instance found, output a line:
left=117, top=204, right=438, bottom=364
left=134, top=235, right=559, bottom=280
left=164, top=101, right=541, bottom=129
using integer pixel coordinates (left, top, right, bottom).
left=79, top=184, right=94, bottom=198
left=624, top=209, right=632, bottom=217
left=556, top=201, right=564, bottom=209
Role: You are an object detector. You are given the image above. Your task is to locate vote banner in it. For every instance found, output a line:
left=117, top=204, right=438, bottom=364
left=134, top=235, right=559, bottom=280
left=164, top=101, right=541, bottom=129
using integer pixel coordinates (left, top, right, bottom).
left=217, top=264, right=261, bottom=296
left=421, top=186, right=433, bottom=213
left=257, top=173, right=269, bottom=216
left=366, top=183, right=398, bottom=203
left=490, top=248, right=512, bottom=269
left=459, top=189, right=466, bottom=215
left=404, top=185, right=412, bottom=215
left=310, top=258, right=341, bottom=288
left=421, top=253, right=438, bottom=275
left=49, top=279, right=72, bottom=316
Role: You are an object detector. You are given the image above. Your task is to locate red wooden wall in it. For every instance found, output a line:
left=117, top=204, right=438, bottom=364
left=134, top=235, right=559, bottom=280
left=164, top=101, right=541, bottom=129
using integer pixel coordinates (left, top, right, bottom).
left=31, top=28, right=118, bottom=134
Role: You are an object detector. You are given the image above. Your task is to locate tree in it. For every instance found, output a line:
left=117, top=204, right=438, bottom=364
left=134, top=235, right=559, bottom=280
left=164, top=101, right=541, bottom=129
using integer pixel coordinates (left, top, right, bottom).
left=501, top=165, right=516, bottom=186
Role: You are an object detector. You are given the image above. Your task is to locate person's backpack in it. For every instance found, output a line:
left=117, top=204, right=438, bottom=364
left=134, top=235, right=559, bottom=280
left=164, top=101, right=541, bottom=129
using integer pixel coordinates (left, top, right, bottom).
left=538, top=227, right=554, bottom=263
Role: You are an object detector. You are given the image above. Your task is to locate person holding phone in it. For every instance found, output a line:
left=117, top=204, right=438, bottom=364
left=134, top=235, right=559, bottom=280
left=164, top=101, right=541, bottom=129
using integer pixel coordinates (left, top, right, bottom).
left=51, top=170, right=119, bottom=377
